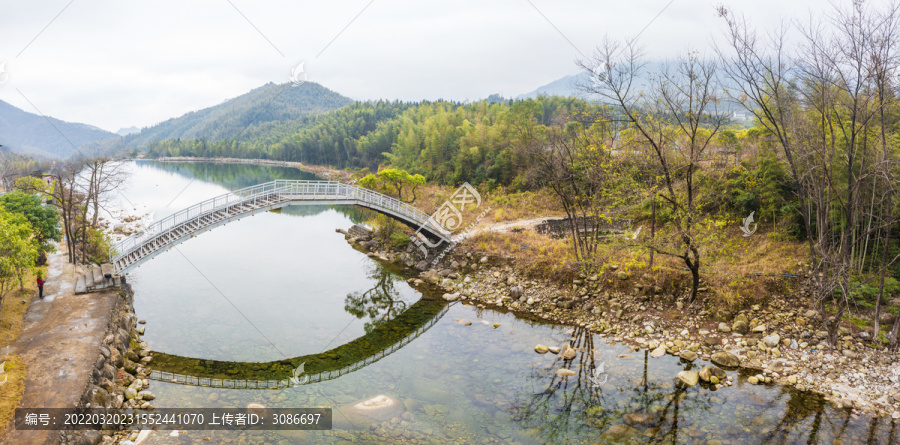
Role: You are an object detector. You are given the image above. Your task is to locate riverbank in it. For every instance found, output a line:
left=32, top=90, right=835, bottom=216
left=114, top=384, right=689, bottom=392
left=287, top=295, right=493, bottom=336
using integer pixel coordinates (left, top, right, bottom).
left=151, top=156, right=352, bottom=182
left=343, top=228, right=900, bottom=420
left=1, top=243, right=153, bottom=445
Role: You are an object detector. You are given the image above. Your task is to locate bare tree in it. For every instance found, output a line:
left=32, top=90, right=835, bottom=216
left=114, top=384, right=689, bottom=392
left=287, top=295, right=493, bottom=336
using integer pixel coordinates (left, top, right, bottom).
left=519, top=110, right=641, bottom=262
left=49, top=161, right=86, bottom=264
left=580, top=41, right=728, bottom=303
left=717, top=2, right=900, bottom=346
left=48, top=156, right=129, bottom=265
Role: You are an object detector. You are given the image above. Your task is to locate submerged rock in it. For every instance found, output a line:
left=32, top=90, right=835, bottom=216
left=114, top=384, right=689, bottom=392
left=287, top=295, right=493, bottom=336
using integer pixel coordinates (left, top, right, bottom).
left=623, top=412, right=652, bottom=425
left=534, top=344, right=549, bottom=354
left=556, top=368, right=577, bottom=377
left=344, top=395, right=404, bottom=422
left=560, top=344, right=577, bottom=360
left=601, top=424, right=639, bottom=441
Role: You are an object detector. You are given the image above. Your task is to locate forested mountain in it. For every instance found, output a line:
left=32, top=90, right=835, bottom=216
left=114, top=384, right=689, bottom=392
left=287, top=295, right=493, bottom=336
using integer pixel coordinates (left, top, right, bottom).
left=145, top=96, right=594, bottom=187
left=85, top=82, right=352, bottom=154
left=0, top=100, right=116, bottom=159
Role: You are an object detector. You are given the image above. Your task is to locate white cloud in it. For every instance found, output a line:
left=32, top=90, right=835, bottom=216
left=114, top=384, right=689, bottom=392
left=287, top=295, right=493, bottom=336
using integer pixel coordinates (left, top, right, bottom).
left=0, top=0, right=830, bottom=132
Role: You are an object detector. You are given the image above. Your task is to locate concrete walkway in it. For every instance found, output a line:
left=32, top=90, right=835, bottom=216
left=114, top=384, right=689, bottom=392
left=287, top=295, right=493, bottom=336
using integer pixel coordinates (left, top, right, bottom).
left=1, top=244, right=119, bottom=445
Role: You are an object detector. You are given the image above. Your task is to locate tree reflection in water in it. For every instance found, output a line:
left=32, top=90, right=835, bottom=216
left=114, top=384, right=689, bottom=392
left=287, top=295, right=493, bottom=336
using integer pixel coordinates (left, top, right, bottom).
left=509, top=326, right=900, bottom=444
left=344, top=264, right=409, bottom=333
left=509, top=326, right=716, bottom=444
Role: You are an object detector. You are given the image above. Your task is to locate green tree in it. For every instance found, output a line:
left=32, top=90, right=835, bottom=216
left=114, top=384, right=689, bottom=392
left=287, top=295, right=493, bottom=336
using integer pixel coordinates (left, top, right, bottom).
left=0, top=191, right=61, bottom=252
left=0, top=208, right=38, bottom=301
left=12, top=176, right=49, bottom=195
left=358, top=168, right=425, bottom=203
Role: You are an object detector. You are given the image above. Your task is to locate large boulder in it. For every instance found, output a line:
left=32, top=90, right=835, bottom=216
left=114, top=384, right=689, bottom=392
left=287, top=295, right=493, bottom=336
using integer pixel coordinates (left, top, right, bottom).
left=421, top=269, right=441, bottom=284
left=711, top=351, right=740, bottom=368
left=650, top=346, right=667, bottom=358
left=764, top=334, right=781, bottom=348
left=732, top=319, right=750, bottom=335
left=677, top=370, right=699, bottom=386
left=698, top=366, right=727, bottom=383
left=711, top=309, right=733, bottom=322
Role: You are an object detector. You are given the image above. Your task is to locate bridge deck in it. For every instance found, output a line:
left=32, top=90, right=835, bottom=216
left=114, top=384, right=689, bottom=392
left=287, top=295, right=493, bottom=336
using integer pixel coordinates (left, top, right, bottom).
left=111, top=180, right=449, bottom=274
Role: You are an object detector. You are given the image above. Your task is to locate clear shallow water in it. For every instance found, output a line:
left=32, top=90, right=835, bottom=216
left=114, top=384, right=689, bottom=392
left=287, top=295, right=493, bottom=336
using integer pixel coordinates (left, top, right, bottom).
left=119, top=161, right=896, bottom=444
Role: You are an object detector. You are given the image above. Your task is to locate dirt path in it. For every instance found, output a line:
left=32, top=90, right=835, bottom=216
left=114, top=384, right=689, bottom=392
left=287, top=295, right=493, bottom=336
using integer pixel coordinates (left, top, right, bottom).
left=454, top=216, right=557, bottom=241
left=1, top=244, right=118, bottom=445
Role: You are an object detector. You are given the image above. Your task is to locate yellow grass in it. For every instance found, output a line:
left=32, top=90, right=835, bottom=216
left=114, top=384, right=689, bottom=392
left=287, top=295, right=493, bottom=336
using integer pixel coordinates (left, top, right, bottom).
left=0, top=355, right=26, bottom=435
left=465, top=224, right=805, bottom=312
left=410, top=185, right=565, bottom=223
left=0, top=270, right=41, bottom=436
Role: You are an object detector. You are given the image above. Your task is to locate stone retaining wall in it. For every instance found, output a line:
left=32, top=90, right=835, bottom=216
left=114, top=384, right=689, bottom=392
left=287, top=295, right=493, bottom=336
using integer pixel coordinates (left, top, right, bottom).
left=60, top=281, right=154, bottom=445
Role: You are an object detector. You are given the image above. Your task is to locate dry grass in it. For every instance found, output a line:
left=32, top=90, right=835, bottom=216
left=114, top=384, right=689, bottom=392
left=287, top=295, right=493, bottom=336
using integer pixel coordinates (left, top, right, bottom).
left=483, top=189, right=565, bottom=222
left=0, top=355, right=26, bottom=436
left=467, top=230, right=582, bottom=282
left=410, top=185, right=565, bottom=223
left=400, top=178, right=805, bottom=312
left=464, top=223, right=806, bottom=312
left=0, top=283, right=35, bottom=349
left=0, top=271, right=41, bottom=436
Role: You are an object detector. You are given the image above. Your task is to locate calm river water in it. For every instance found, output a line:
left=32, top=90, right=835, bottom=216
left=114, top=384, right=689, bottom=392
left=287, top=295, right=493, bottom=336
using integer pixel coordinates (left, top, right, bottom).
left=116, top=160, right=895, bottom=444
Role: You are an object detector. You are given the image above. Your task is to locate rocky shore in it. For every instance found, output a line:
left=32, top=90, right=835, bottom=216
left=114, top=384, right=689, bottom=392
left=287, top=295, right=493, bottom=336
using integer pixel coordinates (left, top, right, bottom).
left=341, top=227, right=900, bottom=420
left=61, top=283, right=156, bottom=445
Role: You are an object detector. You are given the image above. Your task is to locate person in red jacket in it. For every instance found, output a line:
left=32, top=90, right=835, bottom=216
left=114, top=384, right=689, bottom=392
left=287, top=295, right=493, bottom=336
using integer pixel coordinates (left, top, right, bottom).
left=36, top=275, right=44, bottom=299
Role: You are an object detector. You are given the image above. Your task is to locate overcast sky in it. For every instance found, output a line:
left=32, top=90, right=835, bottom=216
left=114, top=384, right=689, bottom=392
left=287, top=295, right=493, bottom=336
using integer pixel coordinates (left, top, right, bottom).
left=0, top=0, right=826, bottom=132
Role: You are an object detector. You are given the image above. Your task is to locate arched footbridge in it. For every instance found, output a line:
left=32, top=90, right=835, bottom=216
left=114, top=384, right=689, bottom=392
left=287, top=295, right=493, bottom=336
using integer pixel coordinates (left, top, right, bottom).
left=147, top=298, right=449, bottom=389
left=110, top=180, right=450, bottom=274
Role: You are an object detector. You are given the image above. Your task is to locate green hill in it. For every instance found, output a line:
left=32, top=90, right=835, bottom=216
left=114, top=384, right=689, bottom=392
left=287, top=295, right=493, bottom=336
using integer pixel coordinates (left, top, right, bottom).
left=86, top=82, right=352, bottom=154
left=0, top=100, right=117, bottom=159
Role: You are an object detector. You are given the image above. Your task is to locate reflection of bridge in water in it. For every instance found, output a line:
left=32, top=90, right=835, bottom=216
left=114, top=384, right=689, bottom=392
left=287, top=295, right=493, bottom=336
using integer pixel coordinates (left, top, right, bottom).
left=148, top=298, right=450, bottom=389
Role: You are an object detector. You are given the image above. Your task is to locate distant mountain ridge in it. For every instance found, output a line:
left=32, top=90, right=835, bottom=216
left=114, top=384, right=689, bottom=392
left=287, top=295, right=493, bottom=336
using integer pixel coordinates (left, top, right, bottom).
left=516, top=65, right=748, bottom=113
left=85, top=81, right=353, bottom=154
left=516, top=72, right=590, bottom=99
left=0, top=100, right=116, bottom=159
left=116, top=126, right=140, bottom=136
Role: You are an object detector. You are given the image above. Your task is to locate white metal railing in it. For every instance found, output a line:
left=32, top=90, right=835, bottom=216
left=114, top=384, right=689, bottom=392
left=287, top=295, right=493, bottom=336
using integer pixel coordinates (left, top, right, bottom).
left=110, top=180, right=449, bottom=269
